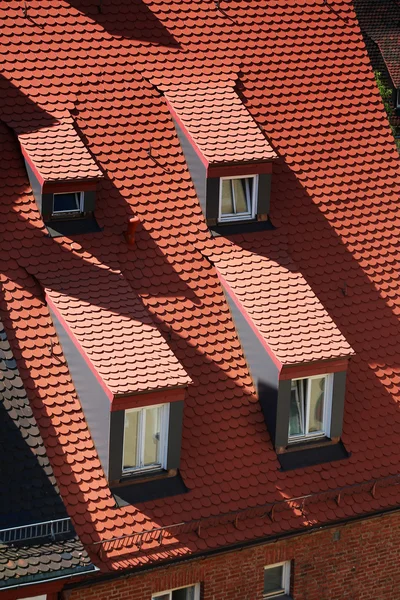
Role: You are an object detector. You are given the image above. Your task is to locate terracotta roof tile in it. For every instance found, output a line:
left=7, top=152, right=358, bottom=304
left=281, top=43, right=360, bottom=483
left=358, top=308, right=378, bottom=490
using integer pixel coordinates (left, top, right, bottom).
left=0, top=0, right=400, bottom=574
left=210, top=233, right=353, bottom=365
left=166, top=84, right=277, bottom=165
left=44, top=252, right=191, bottom=396
left=18, top=116, right=103, bottom=183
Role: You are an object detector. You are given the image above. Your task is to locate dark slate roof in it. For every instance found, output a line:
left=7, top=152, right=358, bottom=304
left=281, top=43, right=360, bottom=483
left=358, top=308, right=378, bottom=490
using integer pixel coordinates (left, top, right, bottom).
left=0, top=320, right=66, bottom=528
left=0, top=318, right=95, bottom=587
left=0, top=538, right=93, bottom=589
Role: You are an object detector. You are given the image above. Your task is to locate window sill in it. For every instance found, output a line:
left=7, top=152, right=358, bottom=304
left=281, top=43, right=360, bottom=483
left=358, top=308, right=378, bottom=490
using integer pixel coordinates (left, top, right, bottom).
left=210, top=218, right=273, bottom=237
left=282, top=436, right=336, bottom=453
left=112, top=468, right=177, bottom=488
left=45, top=215, right=102, bottom=238
left=111, top=472, right=188, bottom=507
left=277, top=440, right=350, bottom=471
left=263, top=595, right=292, bottom=600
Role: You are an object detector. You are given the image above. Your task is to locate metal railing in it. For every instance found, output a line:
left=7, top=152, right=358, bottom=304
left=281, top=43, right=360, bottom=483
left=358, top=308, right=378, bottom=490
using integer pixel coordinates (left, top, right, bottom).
left=0, top=517, right=72, bottom=544
left=93, top=472, right=400, bottom=556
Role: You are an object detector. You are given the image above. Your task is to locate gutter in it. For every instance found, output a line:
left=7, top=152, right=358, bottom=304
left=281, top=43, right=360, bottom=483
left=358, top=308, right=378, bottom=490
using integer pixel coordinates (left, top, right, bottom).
left=0, top=564, right=99, bottom=591
left=63, top=502, right=400, bottom=592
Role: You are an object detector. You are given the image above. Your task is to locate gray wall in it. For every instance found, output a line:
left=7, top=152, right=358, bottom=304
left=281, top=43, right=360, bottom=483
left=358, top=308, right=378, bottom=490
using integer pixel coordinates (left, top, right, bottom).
left=222, top=283, right=281, bottom=444
left=24, top=160, right=43, bottom=213
left=172, top=118, right=207, bottom=215
left=49, top=306, right=111, bottom=477
left=329, top=371, right=347, bottom=439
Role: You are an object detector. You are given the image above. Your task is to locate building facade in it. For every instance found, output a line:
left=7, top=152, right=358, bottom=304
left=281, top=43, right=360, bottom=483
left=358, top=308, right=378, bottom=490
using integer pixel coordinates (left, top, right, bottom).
left=0, top=0, right=400, bottom=599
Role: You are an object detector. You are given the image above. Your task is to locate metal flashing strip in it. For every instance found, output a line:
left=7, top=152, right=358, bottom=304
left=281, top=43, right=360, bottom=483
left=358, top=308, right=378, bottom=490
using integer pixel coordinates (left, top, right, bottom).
left=0, top=564, right=100, bottom=591
left=92, top=471, right=400, bottom=557
left=0, top=518, right=72, bottom=544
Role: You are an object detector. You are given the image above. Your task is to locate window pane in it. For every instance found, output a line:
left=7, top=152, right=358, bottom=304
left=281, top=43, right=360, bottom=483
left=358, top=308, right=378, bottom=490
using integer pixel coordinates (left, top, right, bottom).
left=264, top=565, right=283, bottom=595
left=123, top=410, right=139, bottom=470
left=53, top=193, right=80, bottom=213
left=232, top=178, right=249, bottom=214
left=172, top=586, right=196, bottom=600
left=221, top=180, right=234, bottom=214
left=143, top=406, right=161, bottom=466
left=289, top=381, right=304, bottom=437
left=153, top=595, right=170, bottom=600
left=308, top=377, right=325, bottom=433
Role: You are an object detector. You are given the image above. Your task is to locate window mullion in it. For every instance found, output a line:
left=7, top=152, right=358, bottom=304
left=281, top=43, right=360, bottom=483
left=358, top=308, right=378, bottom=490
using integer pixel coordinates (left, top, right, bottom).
left=245, top=178, right=250, bottom=212
left=298, top=382, right=304, bottom=436
left=231, top=180, right=237, bottom=214
left=138, top=409, right=145, bottom=468
left=305, top=379, right=312, bottom=435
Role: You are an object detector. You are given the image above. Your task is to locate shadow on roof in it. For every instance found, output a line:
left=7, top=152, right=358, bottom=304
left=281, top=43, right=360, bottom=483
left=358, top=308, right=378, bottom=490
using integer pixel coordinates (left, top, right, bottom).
left=0, top=75, right=58, bottom=135
left=0, top=338, right=67, bottom=529
left=67, top=0, right=181, bottom=47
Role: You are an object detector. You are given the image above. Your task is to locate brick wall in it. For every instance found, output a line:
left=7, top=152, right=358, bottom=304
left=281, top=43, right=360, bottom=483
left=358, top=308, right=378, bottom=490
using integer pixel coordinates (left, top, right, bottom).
left=65, top=511, right=400, bottom=600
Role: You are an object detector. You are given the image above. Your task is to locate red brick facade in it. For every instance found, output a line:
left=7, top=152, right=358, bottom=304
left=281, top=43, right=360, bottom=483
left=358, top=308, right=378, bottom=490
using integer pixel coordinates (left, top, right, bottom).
left=65, top=511, right=400, bottom=600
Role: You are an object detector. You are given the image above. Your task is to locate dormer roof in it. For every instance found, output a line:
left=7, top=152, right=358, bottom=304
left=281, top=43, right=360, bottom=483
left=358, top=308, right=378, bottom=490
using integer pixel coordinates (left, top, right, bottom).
left=210, top=233, right=355, bottom=367
left=41, top=239, right=191, bottom=398
left=166, top=82, right=278, bottom=167
left=17, top=116, right=103, bottom=185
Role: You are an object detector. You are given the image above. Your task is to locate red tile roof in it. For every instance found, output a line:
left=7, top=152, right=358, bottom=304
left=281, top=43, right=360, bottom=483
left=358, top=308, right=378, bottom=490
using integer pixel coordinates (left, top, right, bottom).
left=44, top=251, right=191, bottom=396
left=166, top=83, right=277, bottom=165
left=0, top=0, right=400, bottom=574
left=210, top=233, right=354, bottom=365
left=18, top=116, right=103, bottom=183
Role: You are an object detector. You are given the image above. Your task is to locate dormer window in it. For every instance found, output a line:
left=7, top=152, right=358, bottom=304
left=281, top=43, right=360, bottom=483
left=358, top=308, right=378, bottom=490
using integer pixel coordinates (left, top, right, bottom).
left=122, top=404, right=169, bottom=475
left=53, top=192, right=83, bottom=217
left=17, top=118, right=103, bottom=237
left=219, top=175, right=258, bottom=223
left=165, top=84, right=277, bottom=231
left=288, top=374, right=333, bottom=443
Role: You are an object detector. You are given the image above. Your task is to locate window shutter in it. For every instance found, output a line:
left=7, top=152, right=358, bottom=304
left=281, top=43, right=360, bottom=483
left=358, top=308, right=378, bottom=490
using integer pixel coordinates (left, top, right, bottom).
left=329, top=371, right=347, bottom=439
left=206, top=177, right=220, bottom=221
left=84, top=190, right=96, bottom=212
left=109, top=410, right=125, bottom=482
left=257, top=173, right=271, bottom=215
left=166, top=400, right=184, bottom=470
left=275, top=379, right=291, bottom=448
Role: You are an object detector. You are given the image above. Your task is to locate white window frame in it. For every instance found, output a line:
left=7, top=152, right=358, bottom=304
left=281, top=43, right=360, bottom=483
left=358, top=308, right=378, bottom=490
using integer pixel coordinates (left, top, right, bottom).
left=218, top=174, right=258, bottom=222
left=122, top=403, right=169, bottom=476
left=263, top=561, right=290, bottom=598
left=152, top=583, right=200, bottom=600
left=288, top=373, right=333, bottom=444
left=52, top=191, right=84, bottom=216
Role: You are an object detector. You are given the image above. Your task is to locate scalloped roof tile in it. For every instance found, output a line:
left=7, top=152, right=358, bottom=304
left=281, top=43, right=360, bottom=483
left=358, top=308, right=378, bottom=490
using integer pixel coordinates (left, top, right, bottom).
left=0, top=0, right=400, bottom=575
left=211, top=233, right=354, bottom=365
left=166, top=83, right=277, bottom=165
left=18, top=117, right=103, bottom=183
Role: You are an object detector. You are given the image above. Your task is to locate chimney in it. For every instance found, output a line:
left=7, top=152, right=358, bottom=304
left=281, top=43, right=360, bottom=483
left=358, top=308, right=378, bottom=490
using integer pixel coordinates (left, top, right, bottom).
left=125, top=216, right=140, bottom=246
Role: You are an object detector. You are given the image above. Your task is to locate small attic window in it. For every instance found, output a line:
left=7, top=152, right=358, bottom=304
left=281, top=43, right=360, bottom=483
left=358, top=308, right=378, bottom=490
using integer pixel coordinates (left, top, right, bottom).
left=219, top=175, right=257, bottom=222
left=53, top=192, right=83, bottom=217
left=288, top=374, right=333, bottom=443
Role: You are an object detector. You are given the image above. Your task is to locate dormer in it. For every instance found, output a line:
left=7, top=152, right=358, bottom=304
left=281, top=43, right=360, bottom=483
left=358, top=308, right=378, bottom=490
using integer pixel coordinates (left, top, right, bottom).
left=18, top=118, right=103, bottom=237
left=166, top=82, right=277, bottom=233
left=212, top=236, right=355, bottom=471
